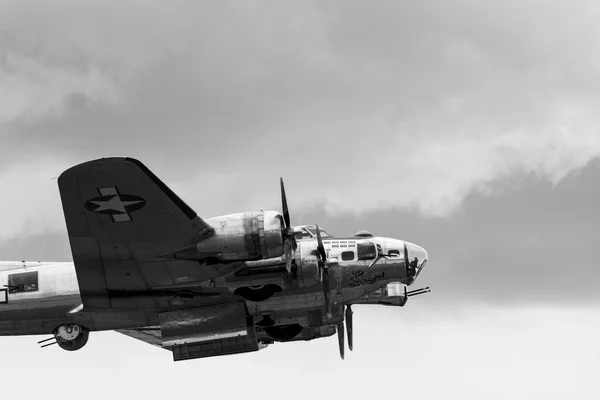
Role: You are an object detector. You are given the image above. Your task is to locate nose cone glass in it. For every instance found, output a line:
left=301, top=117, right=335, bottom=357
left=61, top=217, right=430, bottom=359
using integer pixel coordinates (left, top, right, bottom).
left=405, top=241, right=428, bottom=278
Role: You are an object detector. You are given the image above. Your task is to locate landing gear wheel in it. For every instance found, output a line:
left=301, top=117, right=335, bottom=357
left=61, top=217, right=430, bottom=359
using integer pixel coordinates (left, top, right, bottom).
left=57, top=324, right=81, bottom=341
left=234, top=284, right=282, bottom=302
left=54, top=324, right=89, bottom=351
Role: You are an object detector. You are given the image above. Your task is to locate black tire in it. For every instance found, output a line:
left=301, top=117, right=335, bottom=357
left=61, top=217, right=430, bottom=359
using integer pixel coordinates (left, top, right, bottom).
left=56, top=327, right=89, bottom=351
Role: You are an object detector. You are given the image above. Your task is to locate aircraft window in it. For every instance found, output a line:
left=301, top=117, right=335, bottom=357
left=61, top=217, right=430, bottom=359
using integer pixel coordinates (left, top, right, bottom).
left=8, top=271, right=38, bottom=293
left=357, top=243, right=377, bottom=260
left=388, top=250, right=400, bottom=257
left=294, top=230, right=312, bottom=240
left=341, top=251, right=355, bottom=261
left=305, top=227, right=332, bottom=238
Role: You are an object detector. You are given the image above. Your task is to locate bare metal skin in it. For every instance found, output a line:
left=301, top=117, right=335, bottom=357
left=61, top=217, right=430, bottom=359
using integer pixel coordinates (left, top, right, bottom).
left=0, top=158, right=429, bottom=360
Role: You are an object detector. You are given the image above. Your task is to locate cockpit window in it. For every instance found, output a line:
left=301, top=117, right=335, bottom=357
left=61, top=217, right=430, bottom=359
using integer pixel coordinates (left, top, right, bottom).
left=388, top=250, right=401, bottom=257
left=294, top=230, right=312, bottom=240
left=357, top=243, right=377, bottom=260
left=341, top=251, right=355, bottom=261
left=304, top=226, right=332, bottom=238
left=7, top=271, right=38, bottom=293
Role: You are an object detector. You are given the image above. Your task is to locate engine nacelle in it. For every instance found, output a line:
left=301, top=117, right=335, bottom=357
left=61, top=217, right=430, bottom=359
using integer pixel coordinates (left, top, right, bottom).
left=198, top=211, right=284, bottom=261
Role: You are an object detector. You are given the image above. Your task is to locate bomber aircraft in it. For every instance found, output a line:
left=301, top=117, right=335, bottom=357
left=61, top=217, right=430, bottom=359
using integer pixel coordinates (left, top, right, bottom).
left=0, top=158, right=429, bottom=361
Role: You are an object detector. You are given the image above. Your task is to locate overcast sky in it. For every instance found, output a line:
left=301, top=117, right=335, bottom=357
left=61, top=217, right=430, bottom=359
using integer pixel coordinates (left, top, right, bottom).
left=1, top=1, right=600, bottom=399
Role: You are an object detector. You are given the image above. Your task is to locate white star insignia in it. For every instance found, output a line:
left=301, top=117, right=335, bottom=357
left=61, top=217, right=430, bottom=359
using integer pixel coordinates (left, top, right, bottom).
left=90, top=196, right=143, bottom=214
left=85, top=187, right=146, bottom=223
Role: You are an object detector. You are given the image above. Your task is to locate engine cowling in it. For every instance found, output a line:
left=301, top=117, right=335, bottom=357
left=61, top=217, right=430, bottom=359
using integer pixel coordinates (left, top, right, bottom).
left=198, top=211, right=285, bottom=261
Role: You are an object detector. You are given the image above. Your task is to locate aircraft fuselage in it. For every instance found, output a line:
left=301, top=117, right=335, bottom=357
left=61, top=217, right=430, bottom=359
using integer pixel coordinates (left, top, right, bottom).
left=0, top=235, right=426, bottom=337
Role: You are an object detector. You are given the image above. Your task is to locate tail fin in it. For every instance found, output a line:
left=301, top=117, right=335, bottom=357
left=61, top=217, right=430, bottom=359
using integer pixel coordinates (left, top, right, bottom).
left=58, top=157, right=215, bottom=308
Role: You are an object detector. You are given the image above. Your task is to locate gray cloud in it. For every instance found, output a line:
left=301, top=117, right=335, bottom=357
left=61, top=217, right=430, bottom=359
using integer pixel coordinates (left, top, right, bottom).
left=0, top=230, right=70, bottom=262
left=1, top=0, right=600, bottom=218
left=296, top=158, right=600, bottom=306
left=1, top=0, right=599, bottom=305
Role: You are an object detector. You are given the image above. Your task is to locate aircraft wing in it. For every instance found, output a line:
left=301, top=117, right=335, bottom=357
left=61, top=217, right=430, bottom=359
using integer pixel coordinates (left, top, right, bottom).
left=115, top=326, right=261, bottom=361
left=115, top=328, right=165, bottom=349
left=58, top=157, right=220, bottom=309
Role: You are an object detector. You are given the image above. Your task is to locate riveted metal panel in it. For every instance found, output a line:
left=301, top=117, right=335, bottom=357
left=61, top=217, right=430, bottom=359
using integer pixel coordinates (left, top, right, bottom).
left=243, top=212, right=260, bottom=258
left=172, top=325, right=258, bottom=361
left=159, top=301, right=248, bottom=346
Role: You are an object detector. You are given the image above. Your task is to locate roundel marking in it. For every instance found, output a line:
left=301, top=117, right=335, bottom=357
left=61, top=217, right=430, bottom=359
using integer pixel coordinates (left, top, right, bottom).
left=84, top=186, right=146, bottom=223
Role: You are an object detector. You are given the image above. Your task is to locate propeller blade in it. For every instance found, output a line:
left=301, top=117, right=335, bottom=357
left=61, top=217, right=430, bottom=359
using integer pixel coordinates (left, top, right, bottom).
left=280, top=178, right=298, bottom=272
left=283, top=240, right=292, bottom=274
left=403, top=241, right=413, bottom=276
left=337, top=321, right=345, bottom=360
left=323, top=267, right=330, bottom=314
left=345, top=305, right=353, bottom=351
left=315, top=224, right=326, bottom=261
left=314, top=225, right=331, bottom=313
left=280, top=178, right=291, bottom=229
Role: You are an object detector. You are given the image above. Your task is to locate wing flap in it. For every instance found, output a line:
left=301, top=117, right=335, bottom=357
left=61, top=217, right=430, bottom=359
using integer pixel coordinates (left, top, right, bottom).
left=172, top=333, right=259, bottom=361
left=116, top=326, right=260, bottom=361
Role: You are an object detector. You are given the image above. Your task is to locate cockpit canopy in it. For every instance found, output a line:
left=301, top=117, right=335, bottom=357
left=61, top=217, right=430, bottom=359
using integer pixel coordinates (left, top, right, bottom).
left=293, top=225, right=333, bottom=240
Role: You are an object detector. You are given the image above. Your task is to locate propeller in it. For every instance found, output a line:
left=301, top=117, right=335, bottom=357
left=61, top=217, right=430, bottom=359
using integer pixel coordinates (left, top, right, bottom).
left=315, top=225, right=331, bottom=314
left=314, top=225, right=354, bottom=359
left=315, top=224, right=327, bottom=265
left=403, top=241, right=410, bottom=274
left=280, top=178, right=298, bottom=274
left=337, top=321, right=345, bottom=360
left=334, top=305, right=354, bottom=359
left=345, top=305, right=353, bottom=351
left=315, top=224, right=331, bottom=314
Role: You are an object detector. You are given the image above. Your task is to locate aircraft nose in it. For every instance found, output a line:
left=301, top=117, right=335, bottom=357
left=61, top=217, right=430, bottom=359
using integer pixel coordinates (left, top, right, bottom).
left=405, top=241, right=428, bottom=279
